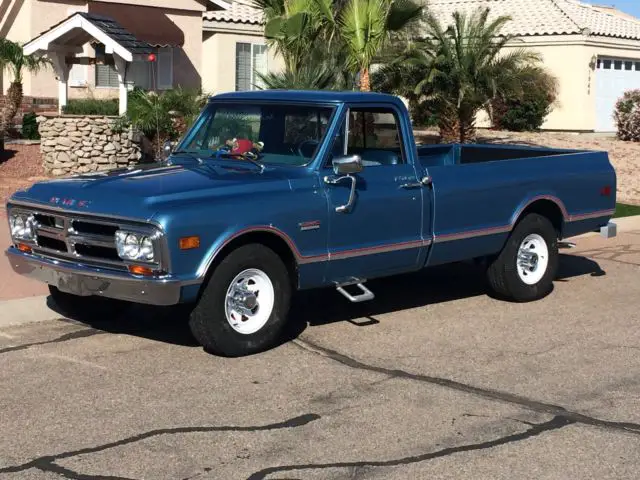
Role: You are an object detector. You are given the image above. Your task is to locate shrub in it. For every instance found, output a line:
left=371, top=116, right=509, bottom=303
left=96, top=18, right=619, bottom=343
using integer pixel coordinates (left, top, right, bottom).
left=62, top=98, right=119, bottom=116
left=21, top=112, right=39, bottom=140
left=614, top=89, right=640, bottom=142
left=491, top=68, right=558, bottom=132
left=119, top=87, right=209, bottom=158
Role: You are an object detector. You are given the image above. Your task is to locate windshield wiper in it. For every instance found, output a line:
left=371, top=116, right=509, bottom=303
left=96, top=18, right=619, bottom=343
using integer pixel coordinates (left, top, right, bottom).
left=167, top=150, right=204, bottom=164
left=209, top=149, right=265, bottom=173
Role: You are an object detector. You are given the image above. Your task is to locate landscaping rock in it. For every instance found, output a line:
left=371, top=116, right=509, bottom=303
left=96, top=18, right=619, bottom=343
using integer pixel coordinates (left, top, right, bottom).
left=38, top=115, right=144, bottom=176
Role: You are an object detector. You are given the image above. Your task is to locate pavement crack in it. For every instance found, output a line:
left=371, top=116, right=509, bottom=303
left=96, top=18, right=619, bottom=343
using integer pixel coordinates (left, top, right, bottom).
left=0, top=328, right=105, bottom=355
left=294, top=338, right=640, bottom=436
left=246, top=415, right=573, bottom=479
left=0, top=414, right=321, bottom=478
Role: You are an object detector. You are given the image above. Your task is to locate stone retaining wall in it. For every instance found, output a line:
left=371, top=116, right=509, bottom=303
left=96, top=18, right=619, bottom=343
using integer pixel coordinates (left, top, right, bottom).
left=37, top=114, right=144, bottom=176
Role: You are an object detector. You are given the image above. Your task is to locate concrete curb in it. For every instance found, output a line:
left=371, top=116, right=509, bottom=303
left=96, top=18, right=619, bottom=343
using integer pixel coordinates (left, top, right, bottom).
left=0, top=295, right=63, bottom=329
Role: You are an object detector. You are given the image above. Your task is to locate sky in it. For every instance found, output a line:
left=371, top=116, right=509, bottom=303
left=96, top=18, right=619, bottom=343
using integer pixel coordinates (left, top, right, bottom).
left=585, top=0, right=640, bottom=18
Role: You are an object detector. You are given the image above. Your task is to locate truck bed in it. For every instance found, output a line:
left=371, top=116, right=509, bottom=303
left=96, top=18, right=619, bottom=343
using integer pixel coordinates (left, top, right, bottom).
left=417, top=143, right=578, bottom=167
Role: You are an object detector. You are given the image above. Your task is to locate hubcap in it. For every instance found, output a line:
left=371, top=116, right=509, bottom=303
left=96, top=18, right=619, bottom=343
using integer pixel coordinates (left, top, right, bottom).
left=517, top=234, right=549, bottom=285
left=225, top=268, right=275, bottom=335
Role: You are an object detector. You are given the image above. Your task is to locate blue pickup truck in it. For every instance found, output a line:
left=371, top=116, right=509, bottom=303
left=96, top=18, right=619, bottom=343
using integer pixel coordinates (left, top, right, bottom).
left=5, top=90, right=617, bottom=356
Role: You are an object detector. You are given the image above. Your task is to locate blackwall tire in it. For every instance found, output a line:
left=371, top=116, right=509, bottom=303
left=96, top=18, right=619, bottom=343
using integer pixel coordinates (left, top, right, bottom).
left=486, top=213, right=559, bottom=302
left=188, top=243, right=292, bottom=357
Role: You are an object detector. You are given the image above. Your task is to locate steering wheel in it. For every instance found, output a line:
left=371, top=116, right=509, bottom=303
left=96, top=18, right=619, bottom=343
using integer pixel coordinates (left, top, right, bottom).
left=297, top=139, right=320, bottom=158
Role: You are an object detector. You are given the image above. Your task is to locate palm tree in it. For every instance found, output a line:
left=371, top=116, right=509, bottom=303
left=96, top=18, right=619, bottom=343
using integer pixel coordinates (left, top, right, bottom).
left=392, top=7, right=542, bottom=142
left=0, top=39, right=51, bottom=139
left=336, top=0, right=423, bottom=91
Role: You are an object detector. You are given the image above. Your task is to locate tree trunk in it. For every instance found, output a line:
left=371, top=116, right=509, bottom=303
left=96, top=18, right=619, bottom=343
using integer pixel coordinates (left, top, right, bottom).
left=438, top=105, right=459, bottom=143
left=0, top=81, right=23, bottom=137
left=359, top=67, right=370, bottom=92
left=458, top=108, right=477, bottom=143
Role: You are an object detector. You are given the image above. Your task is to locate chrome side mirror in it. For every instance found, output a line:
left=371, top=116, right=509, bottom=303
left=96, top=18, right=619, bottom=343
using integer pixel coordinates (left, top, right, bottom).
left=332, top=154, right=363, bottom=175
left=162, top=140, right=174, bottom=158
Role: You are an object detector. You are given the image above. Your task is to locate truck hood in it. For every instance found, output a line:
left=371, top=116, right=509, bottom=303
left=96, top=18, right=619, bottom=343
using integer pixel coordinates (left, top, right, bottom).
left=9, top=160, right=294, bottom=220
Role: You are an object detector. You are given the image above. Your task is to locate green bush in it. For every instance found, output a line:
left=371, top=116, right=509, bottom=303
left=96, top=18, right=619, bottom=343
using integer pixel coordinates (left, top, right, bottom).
left=21, top=112, right=40, bottom=140
left=614, top=89, right=640, bottom=142
left=119, top=87, right=209, bottom=158
left=62, top=98, right=119, bottom=116
left=491, top=68, right=558, bottom=132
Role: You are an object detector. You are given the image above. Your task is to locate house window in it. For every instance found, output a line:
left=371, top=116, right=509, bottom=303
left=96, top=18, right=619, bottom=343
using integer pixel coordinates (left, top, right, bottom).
left=94, top=44, right=173, bottom=90
left=95, top=44, right=119, bottom=88
left=235, top=43, right=268, bottom=91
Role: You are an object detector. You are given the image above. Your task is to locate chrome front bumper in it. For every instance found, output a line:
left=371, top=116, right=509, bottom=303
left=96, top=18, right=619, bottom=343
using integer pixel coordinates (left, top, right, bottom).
left=5, top=247, right=185, bottom=306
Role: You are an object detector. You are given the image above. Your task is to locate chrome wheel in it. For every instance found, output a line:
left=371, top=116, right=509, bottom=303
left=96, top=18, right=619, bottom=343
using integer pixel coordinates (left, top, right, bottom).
left=224, top=268, right=275, bottom=335
left=517, top=233, right=549, bottom=285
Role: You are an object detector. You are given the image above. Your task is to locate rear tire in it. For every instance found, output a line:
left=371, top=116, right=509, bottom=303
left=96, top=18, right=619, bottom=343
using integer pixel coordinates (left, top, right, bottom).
left=189, top=244, right=292, bottom=357
left=48, top=285, right=131, bottom=320
left=486, top=213, right=558, bottom=302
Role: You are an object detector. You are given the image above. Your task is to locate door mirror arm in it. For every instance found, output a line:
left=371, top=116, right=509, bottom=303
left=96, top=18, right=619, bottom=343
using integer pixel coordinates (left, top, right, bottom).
left=324, top=174, right=357, bottom=213
left=324, top=154, right=363, bottom=213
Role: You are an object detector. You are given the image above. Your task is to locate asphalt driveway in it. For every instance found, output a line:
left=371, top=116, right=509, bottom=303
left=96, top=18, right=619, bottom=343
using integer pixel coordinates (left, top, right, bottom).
left=1, top=226, right=640, bottom=479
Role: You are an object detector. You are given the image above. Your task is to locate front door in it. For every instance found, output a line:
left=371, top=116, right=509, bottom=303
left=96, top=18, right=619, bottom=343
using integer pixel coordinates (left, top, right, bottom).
left=322, top=105, right=426, bottom=282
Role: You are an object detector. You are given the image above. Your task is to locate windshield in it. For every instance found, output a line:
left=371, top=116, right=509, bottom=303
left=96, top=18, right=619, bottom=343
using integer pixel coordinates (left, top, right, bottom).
left=177, top=102, right=336, bottom=167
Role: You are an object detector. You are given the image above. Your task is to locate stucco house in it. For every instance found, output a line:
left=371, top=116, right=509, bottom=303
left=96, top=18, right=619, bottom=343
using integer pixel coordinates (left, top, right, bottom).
left=429, top=0, right=640, bottom=132
left=0, top=0, right=280, bottom=114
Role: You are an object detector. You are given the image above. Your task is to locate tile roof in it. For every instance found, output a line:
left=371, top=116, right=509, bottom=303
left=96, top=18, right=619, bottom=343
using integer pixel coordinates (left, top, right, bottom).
left=427, top=0, right=640, bottom=40
left=203, top=0, right=263, bottom=25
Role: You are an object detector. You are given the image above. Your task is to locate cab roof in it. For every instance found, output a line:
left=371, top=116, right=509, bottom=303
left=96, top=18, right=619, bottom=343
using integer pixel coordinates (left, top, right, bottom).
left=209, top=89, right=405, bottom=107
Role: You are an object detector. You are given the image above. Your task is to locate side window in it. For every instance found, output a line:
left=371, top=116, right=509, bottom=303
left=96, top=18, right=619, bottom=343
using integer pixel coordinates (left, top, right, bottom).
left=347, top=108, right=405, bottom=166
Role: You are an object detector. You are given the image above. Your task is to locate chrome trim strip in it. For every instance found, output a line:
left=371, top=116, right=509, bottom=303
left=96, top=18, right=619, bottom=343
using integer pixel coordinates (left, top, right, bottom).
left=7, top=199, right=160, bottom=227
left=433, top=208, right=615, bottom=244
left=434, top=225, right=511, bottom=244
left=5, top=247, right=183, bottom=306
left=568, top=209, right=616, bottom=221
left=328, top=239, right=431, bottom=261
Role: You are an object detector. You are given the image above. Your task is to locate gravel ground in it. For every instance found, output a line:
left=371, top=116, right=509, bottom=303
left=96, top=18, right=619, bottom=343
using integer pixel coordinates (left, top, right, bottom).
left=415, top=128, right=640, bottom=206
left=0, top=144, right=47, bottom=216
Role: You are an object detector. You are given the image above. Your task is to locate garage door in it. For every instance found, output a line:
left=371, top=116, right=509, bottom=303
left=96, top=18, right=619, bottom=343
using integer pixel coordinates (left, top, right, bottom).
left=595, top=57, right=640, bottom=132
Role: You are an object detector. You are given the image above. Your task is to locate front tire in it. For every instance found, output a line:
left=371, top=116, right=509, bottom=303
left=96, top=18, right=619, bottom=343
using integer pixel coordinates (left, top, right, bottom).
left=486, top=213, right=559, bottom=302
left=189, top=244, right=292, bottom=357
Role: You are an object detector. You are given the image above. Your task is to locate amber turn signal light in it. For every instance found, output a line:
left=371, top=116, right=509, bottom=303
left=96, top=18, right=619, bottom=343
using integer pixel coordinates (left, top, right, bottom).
left=128, top=265, right=154, bottom=276
left=16, top=243, right=32, bottom=253
left=179, top=236, right=200, bottom=250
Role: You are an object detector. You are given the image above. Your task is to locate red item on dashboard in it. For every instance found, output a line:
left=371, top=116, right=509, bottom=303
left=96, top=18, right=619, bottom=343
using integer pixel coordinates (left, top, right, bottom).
left=232, top=139, right=254, bottom=154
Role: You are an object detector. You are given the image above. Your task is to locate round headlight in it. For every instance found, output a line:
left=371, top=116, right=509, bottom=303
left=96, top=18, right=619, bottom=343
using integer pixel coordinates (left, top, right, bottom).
left=123, top=234, right=141, bottom=258
left=10, top=214, right=35, bottom=241
left=11, top=215, right=25, bottom=236
left=115, top=230, right=157, bottom=262
left=140, top=237, right=154, bottom=261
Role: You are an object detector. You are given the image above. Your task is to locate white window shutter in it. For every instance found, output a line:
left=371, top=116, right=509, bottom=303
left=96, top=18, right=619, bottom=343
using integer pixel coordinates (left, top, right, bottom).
left=157, top=48, right=173, bottom=90
left=235, top=43, right=251, bottom=91
left=252, top=44, right=267, bottom=90
left=69, top=63, right=87, bottom=87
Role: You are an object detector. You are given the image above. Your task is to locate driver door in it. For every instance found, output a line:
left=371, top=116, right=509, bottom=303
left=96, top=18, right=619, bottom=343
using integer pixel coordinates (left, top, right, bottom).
left=322, top=105, right=426, bottom=283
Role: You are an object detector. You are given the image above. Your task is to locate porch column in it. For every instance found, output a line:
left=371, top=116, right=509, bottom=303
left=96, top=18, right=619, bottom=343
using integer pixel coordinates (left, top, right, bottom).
left=113, top=55, right=128, bottom=115
left=49, top=52, right=71, bottom=113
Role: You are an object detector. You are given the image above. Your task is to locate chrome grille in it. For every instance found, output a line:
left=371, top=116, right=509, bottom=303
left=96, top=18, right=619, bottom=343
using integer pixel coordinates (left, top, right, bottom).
left=10, top=206, right=166, bottom=273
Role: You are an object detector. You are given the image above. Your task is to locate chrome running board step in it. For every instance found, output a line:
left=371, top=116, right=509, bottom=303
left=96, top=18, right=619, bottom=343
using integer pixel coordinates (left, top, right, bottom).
left=336, top=279, right=375, bottom=303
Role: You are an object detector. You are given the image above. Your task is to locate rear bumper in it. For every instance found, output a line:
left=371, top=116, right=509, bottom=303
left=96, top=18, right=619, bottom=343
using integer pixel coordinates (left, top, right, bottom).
left=5, top=247, right=188, bottom=306
left=600, top=221, right=617, bottom=239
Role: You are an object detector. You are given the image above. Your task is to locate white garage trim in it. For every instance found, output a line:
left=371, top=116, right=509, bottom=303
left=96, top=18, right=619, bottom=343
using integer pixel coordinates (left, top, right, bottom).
left=595, top=55, right=640, bottom=132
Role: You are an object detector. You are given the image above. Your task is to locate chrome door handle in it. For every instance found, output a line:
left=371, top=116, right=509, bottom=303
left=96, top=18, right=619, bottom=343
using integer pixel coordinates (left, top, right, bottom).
left=400, top=182, right=423, bottom=189
left=324, top=174, right=357, bottom=213
left=400, top=176, right=432, bottom=189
